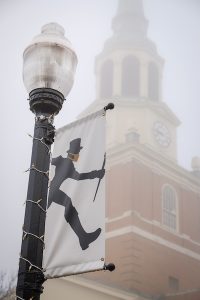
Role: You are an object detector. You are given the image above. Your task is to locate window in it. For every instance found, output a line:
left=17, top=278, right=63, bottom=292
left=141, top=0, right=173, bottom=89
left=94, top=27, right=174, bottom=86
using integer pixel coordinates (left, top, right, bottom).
left=148, top=62, right=159, bottom=101
left=162, top=185, right=178, bottom=231
left=168, top=276, right=179, bottom=292
left=126, top=131, right=140, bottom=143
left=122, top=56, right=140, bottom=97
left=100, top=60, right=113, bottom=98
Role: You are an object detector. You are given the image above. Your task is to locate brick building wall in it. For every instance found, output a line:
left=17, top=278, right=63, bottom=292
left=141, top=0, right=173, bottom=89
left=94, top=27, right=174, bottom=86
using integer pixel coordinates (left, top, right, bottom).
left=85, top=145, right=200, bottom=299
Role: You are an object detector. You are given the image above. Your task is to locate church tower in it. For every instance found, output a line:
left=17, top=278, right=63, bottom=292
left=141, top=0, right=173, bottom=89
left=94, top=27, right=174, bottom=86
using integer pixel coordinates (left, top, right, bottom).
left=82, top=1, right=200, bottom=299
left=81, top=0, right=180, bottom=162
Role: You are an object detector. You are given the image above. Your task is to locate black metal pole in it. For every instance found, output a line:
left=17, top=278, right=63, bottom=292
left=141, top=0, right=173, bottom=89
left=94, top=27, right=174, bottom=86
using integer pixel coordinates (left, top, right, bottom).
left=16, top=88, right=64, bottom=300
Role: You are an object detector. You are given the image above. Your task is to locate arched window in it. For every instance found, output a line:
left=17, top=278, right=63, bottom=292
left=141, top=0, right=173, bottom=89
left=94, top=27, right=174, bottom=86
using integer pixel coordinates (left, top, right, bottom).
left=162, top=184, right=178, bottom=231
left=100, top=60, right=113, bottom=98
left=122, top=56, right=140, bottom=97
left=148, top=62, right=159, bottom=101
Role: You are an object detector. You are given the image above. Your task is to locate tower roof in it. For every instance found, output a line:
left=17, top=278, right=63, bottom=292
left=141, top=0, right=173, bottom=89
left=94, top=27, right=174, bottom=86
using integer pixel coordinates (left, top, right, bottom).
left=112, top=0, right=148, bottom=39
left=100, top=0, right=159, bottom=56
left=117, top=0, right=145, bottom=17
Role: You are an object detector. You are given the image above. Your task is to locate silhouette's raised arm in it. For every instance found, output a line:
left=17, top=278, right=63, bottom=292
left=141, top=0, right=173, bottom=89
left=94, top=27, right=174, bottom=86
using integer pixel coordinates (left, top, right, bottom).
left=70, top=169, right=105, bottom=181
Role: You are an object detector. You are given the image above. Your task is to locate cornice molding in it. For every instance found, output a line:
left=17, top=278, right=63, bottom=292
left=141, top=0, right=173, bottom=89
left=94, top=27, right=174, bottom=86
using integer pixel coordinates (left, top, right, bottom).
left=78, top=99, right=180, bottom=126
left=106, top=142, right=200, bottom=193
left=63, top=276, right=146, bottom=300
left=106, top=210, right=200, bottom=249
left=106, top=225, right=200, bottom=262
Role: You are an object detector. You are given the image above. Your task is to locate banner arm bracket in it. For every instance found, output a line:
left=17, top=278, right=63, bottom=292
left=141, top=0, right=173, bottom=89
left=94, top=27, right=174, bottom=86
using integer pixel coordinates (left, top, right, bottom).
left=104, top=103, right=115, bottom=111
left=103, top=263, right=115, bottom=272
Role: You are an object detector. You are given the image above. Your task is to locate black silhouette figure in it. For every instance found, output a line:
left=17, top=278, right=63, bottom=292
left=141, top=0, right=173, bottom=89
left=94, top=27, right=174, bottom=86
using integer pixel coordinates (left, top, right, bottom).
left=48, top=138, right=105, bottom=250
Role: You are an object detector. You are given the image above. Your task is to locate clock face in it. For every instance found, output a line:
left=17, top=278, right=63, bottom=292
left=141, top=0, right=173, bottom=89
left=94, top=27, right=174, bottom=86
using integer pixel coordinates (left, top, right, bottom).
left=153, top=121, right=171, bottom=147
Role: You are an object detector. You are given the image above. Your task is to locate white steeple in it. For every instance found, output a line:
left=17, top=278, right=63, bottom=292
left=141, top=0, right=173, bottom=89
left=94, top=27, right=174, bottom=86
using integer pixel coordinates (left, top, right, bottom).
left=80, top=0, right=180, bottom=162
left=112, top=0, right=148, bottom=40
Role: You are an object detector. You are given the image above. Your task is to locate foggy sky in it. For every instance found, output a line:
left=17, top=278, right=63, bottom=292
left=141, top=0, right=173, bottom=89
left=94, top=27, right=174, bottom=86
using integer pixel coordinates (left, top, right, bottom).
left=0, top=0, right=199, bottom=275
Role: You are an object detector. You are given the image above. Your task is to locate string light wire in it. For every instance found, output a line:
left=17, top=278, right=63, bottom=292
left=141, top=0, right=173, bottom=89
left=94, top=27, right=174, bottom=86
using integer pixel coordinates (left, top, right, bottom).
left=23, top=230, right=45, bottom=246
left=19, top=256, right=44, bottom=273
left=28, top=133, right=51, bottom=155
left=25, top=199, right=47, bottom=213
left=16, top=296, right=25, bottom=300
left=25, top=164, right=49, bottom=178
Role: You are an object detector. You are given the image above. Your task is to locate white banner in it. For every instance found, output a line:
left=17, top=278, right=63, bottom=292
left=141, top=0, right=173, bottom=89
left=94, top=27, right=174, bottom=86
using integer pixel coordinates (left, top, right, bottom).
left=43, top=109, right=106, bottom=278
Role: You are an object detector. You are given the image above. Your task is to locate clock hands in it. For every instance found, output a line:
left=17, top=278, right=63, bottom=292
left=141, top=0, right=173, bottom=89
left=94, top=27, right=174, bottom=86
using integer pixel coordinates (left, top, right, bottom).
left=153, top=121, right=171, bottom=147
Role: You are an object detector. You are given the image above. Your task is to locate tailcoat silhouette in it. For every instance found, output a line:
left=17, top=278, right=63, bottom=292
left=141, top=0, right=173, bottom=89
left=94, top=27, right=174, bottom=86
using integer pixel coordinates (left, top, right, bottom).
left=48, top=138, right=104, bottom=250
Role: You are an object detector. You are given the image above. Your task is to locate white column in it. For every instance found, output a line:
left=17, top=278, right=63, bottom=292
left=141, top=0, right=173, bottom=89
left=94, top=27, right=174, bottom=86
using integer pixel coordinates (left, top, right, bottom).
left=113, top=56, right=122, bottom=97
left=140, top=61, right=148, bottom=99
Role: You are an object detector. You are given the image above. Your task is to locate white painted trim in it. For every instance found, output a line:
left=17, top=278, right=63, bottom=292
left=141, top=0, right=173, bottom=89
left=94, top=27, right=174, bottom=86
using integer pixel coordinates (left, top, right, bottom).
left=106, top=211, right=132, bottom=223
left=106, top=225, right=200, bottom=261
left=106, top=225, right=200, bottom=260
left=106, top=142, right=200, bottom=194
left=63, top=276, right=144, bottom=300
left=106, top=210, right=200, bottom=248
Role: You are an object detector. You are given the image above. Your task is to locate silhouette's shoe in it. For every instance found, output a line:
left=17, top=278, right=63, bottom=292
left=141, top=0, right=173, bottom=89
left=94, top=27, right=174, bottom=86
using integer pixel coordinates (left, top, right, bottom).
left=79, top=228, right=101, bottom=250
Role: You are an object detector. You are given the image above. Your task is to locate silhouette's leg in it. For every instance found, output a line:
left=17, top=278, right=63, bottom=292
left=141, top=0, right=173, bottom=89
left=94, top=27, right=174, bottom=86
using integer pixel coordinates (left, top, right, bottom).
left=48, top=187, right=101, bottom=250
left=64, top=198, right=101, bottom=250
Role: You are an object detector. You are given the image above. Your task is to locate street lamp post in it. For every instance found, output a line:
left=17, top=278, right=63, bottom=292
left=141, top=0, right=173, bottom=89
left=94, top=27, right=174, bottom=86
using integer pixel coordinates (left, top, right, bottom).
left=16, top=23, right=77, bottom=300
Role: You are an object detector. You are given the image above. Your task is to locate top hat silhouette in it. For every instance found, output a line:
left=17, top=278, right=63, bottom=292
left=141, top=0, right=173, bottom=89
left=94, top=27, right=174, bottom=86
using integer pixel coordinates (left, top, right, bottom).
left=67, top=138, right=83, bottom=154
